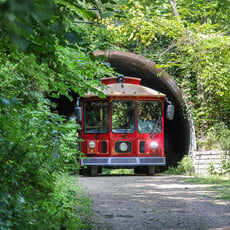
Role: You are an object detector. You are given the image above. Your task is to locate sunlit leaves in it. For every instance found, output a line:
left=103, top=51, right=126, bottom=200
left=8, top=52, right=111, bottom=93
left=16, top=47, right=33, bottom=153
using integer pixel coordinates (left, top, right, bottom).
left=175, top=31, right=230, bottom=125
left=93, top=0, right=229, bottom=139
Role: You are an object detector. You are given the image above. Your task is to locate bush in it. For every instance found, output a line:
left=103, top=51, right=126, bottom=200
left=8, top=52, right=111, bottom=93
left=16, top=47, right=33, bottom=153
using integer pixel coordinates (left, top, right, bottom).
left=167, top=155, right=195, bottom=175
left=0, top=98, right=86, bottom=229
left=207, top=152, right=230, bottom=176
left=199, top=123, right=230, bottom=151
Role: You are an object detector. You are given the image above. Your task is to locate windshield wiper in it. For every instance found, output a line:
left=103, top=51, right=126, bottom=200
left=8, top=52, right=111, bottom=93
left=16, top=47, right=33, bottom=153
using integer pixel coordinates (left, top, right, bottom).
left=95, top=128, right=101, bottom=139
left=150, top=127, right=156, bottom=138
left=122, top=129, right=128, bottom=138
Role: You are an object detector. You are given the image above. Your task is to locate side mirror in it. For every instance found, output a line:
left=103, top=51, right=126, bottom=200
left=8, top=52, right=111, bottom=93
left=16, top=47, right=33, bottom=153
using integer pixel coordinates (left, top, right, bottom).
left=74, top=107, right=82, bottom=122
left=166, top=104, right=175, bottom=120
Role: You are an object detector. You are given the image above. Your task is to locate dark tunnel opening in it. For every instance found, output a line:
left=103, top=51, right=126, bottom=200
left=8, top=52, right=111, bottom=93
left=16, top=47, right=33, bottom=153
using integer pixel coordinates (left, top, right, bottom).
left=49, top=50, right=194, bottom=167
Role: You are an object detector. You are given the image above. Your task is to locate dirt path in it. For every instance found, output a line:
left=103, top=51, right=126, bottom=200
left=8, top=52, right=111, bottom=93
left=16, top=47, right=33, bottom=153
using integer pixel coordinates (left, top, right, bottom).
left=77, top=174, right=230, bottom=230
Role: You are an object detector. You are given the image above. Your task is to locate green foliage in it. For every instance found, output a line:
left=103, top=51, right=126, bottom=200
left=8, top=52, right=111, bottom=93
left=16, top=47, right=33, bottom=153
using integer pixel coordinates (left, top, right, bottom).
left=0, top=173, right=93, bottom=229
left=174, top=32, right=230, bottom=137
left=167, top=155, right=195, bottom=175
left=43, top=174, right=93, bottom=230
left=207, top=152, right=230, bottom=176
left=220, top=152, right=230, bottom=175
left=207, top=163, right=217, bottom=176
left=215, top=124, right=230, bottom=151
left=177, top=0, right=230, bottom=31
left=0, top=0, right=116, bottom=228
left=0, top=0, right=101, bottom=56
left=0, top=0, right=229, bottom=227
left=198, top=122, right=230, bottom=151
left=87, top=0, right=230, bottom=150
left=0, top=99, right=84, bottom=229
left=102, top=168, right=134, bottom=175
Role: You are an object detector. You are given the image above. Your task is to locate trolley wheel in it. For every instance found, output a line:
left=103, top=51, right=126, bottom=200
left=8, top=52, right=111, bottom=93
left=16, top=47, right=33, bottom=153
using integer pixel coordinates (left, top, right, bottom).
left=134, top=166, right=147, bottom=175
left=79, top=167, right=90, bottom=176
left=147, top=166, right=155, bottom=176
left=97, top=166, right=102, bottom=175
left=89, top=166, right=98, bottom=176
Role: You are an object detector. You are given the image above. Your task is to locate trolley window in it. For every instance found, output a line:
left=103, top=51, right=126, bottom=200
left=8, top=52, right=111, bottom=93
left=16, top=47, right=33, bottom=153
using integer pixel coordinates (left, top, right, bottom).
left=138, top=100, right=162, bottom=133
left=112, top=100, right=136, bottom=133
left=84, top=100, right=109, bottom=133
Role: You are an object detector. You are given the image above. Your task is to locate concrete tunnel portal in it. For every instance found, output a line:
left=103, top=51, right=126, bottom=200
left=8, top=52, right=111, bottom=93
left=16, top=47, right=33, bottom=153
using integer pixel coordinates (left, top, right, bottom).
left=52, top=50, right=194, bottom=167
left=94, top=50, right=194, bottom=167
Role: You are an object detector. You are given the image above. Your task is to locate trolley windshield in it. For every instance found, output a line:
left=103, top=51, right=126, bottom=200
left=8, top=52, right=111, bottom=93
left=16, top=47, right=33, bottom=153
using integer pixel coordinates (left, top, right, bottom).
left=112, top=100, right=136, bottom=133
left=137, top=100, right=162, bottom=133
left=84, top=101, right=109, bottom=133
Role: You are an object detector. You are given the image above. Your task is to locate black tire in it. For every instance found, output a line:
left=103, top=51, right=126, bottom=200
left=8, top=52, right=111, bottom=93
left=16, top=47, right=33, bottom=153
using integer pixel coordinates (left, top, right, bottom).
left=147, top=166, right=155, bottom=176
left=134, top=166, right=147, bottom=175
left=89, top=166, right=98, bottom=176
left=97, top=166, right=102, bottom=175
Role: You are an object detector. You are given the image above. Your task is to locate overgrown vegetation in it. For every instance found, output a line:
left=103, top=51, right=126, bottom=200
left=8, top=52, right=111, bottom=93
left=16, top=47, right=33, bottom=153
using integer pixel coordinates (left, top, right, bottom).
left=0, top=98, right=92, bottom=229
left=0, top=0, right=114, bottom=229
left=167, top=155, right=195, bottom=175
left=1, top=0, right=229, bottom=228
left=200, top=123, right=230, bottom=151
left=207, top=152, right=230, bottom=176
left=81, top=0, right=230, bottom=150
left=167, top=152, right=230, bottom=177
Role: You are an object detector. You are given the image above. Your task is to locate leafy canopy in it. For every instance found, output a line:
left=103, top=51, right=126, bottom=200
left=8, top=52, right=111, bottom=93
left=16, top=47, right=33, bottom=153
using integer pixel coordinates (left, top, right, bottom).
left=0, top=0, right=115, bottom=229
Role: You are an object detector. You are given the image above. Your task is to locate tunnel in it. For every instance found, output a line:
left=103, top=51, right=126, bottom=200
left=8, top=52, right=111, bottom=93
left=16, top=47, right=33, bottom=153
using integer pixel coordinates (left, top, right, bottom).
left=50, top=50, right=195, bottom=167
left=94, top=50, right=195, bottom=166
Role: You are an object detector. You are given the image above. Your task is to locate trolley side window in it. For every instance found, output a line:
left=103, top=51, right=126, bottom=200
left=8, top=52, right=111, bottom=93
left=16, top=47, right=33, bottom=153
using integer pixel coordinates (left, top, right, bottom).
left=112, top=100, right=135, bottom=133
left=138, top=100, right=162, bottom=134
left=84, top=100, right=109, bottom=133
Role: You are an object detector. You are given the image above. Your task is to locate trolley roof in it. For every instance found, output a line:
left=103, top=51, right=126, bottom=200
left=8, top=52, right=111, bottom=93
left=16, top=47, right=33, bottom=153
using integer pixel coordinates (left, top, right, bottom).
left=85, top=82, right=166, bottom=98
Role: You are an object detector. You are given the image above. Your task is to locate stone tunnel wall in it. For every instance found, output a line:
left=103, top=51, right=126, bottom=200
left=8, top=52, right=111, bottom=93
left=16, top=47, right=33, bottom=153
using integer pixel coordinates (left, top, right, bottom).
left=192, top=150, right=229, bottom=175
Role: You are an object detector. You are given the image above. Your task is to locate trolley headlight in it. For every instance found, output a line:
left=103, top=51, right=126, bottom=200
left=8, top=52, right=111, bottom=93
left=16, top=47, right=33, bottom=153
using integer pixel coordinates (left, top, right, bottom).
left=88, top=141, right=96, bottom=149
left=150, top=141, right=158, bottom=149
left=119, top=142, right=128, bottom=152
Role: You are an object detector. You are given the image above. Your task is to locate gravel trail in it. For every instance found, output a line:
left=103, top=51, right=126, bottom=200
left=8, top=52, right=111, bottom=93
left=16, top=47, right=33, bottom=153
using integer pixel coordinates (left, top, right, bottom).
left=77, top=174, right=230, bottom=230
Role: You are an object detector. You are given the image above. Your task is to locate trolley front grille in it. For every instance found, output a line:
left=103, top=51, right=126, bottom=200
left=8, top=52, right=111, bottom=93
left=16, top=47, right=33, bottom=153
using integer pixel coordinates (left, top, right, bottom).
left=111, top=158, right=137, bottom=164
left=81, top=157, right=165, bottom=166
left=140, top=158, right=164, bottom=164
left=82, top=158, right=108, bottom=164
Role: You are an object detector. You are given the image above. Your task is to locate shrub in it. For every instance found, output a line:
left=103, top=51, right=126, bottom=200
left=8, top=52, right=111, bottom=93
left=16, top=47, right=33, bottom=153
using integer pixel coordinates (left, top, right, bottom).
left=167, top=155, right=195, bottom=175
left=199, top=123, right=230, bottom=151
left=0, top=98, right=86, bottom=229
left=207, top=152, right=230, bottom=176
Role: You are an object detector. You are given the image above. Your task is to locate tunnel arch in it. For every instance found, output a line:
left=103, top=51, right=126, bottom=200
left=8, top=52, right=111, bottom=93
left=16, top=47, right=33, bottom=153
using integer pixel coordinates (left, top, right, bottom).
left=94, top=50, right=195, bottom=166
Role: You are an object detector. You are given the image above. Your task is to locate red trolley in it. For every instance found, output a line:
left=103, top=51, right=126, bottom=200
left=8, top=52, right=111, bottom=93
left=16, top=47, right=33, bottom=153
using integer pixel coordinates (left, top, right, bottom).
left=75, top=76, right=174, bottom=176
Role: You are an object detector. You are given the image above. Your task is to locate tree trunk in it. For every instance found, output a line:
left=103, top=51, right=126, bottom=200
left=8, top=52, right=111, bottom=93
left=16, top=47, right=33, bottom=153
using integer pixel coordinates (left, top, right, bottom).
left=168, top=0, right=179, bottom=17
